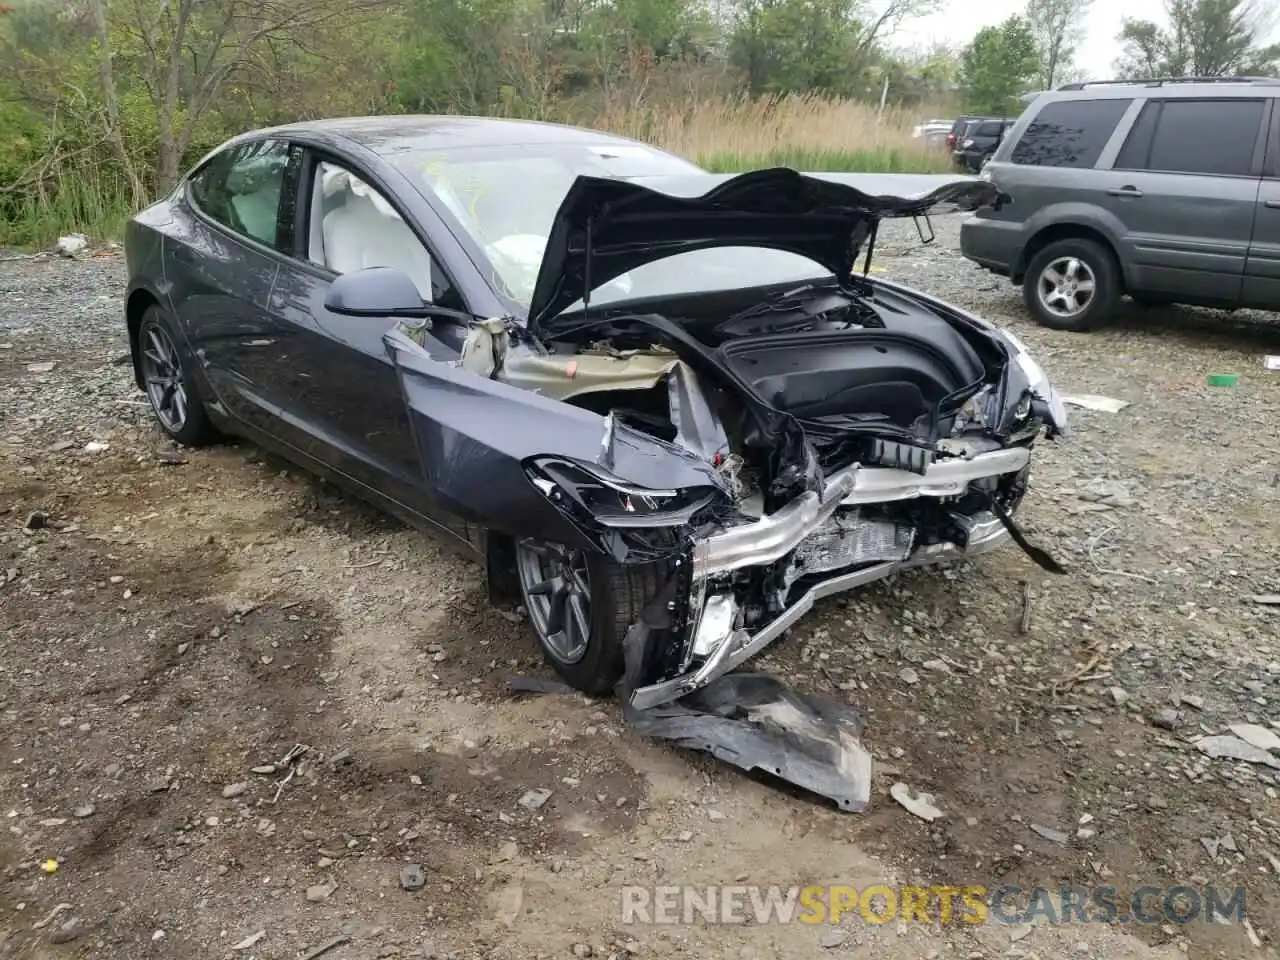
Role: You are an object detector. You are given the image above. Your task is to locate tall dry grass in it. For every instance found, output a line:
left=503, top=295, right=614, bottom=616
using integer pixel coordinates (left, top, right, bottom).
left=1, top=94, right=955, bottom=246
left=590, top=94, right=955, bottom=174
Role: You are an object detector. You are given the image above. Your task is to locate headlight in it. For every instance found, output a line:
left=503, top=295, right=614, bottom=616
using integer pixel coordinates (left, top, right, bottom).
left=1000, top=332, right=1068, bottom=435
left=525, top=457, right=719, bottom=528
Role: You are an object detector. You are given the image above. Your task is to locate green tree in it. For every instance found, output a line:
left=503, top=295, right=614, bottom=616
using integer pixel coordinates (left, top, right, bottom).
left=728, top=0, right=937, bottom=98
left=1025, top=0, right=1092, bottom=89
left=1115, top=0, right=1280, bottom=79
left=959, top=16, right=1039, bottom=115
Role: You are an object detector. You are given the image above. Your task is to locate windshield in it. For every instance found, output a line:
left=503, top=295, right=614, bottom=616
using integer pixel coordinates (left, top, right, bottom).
left=393, top=141, right=829, bottom=312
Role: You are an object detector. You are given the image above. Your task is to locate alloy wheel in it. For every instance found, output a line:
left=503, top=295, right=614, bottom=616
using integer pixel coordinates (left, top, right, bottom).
left=1036, top=256, right=1096, bottom=320
left=515, top=539, right=592, bottom=665
left=139, top=320, right=189, bottom=433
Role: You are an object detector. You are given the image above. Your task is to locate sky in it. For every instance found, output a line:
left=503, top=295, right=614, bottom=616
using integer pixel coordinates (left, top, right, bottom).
left=892, top=0, right=1179, bottom=81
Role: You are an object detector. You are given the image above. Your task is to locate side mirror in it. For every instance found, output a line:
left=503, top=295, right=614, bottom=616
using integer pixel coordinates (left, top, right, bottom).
left=324, top=267, right=432, bottom=318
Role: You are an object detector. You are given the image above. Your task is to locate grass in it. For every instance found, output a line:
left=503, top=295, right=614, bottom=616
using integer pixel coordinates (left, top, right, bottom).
left=0, top=94, right=953, bottom=247
left=594, top=94, right=954, bottom=174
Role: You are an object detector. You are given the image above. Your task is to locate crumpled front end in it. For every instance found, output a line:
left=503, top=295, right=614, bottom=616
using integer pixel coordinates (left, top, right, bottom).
left=503, top=337, right=1065, bottom=711
left=627, top=437, right=1035, bottom=710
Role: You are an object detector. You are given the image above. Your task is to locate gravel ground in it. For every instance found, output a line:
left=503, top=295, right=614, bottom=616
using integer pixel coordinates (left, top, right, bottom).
left=3, top=218, right=1280, bottom=960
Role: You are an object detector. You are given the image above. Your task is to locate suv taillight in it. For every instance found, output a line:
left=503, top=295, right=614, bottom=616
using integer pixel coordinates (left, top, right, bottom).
left=946, top=133, right=956, bottom=148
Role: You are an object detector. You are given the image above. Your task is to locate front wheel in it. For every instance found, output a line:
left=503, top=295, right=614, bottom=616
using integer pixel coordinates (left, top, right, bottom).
left=1022, top=238, right=1120, bottom=332
left=514, top=538, right=671, bottom=695
left=137, top=307, right=220, bottom=447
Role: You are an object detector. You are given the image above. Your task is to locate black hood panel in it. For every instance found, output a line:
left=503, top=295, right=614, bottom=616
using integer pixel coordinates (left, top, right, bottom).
left=527, top=168, right=998, bottom=335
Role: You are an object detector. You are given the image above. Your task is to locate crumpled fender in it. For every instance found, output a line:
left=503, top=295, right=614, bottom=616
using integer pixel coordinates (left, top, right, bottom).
left=384, top=328, right=728, bottom=550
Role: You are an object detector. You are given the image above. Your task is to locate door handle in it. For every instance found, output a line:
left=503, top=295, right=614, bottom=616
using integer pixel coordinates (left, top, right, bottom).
left=1107, top=186, right=1143, bottom=198
left=1266, top=200, right=1280, bottom=209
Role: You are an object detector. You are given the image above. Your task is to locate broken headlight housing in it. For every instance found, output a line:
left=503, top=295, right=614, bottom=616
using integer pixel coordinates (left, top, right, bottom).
left=524, top=457, right=719, bottom=528
left=997, top=330, right=1068, bottom=437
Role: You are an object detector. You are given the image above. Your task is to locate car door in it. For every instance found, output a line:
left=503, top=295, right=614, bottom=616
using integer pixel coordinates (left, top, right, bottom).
left=165, top=138, right=299, bottom=433
left=1104, top=96, right=1267, bottom=304
left=266, top=150, right=476, bottom=544
left=1243, top=98, right=1280, bottom=308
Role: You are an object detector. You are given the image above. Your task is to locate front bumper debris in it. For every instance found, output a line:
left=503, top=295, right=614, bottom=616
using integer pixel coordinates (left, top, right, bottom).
left=623, top=672, right=873, bottom=812
left=629, top=510, right=1009, bottom=710
left=628, top=447, right=1037, bottom=712
left=690, top=446, right=1030, bottom=579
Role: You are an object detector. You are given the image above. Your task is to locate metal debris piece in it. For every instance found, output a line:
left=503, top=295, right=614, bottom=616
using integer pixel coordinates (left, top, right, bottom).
left=400, top=864, right=426, bottom=891
left=1251, top=594, right=1280, bottom=606
left=518, top=788, right=552, bottom=812
left=890, top=783, right=943, bottom=822
left=231, top=930, right=267, bottom=951
left=1193, top=734, right=1280, bottom=768
left=300, top=935, right=351, bottom=960
left=1228, top=723, right=1280, bottom=753
left=1060, top=394, right=1130, bottom=413
left=625, top=671, right=872, bottom=813
left=1030, top=823, right=1070, bottom=845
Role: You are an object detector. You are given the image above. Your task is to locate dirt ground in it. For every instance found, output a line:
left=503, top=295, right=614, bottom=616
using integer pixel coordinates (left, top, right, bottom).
left=4, top=223, right=1280, bottom=960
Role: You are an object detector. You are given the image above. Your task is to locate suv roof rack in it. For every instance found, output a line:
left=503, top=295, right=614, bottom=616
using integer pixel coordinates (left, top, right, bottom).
left=1057, top=75, right=1280, bottom=90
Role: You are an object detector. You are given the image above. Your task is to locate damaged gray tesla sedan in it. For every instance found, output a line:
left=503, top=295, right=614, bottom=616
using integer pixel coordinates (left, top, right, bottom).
left=124, top=116, right=1068, bottom=713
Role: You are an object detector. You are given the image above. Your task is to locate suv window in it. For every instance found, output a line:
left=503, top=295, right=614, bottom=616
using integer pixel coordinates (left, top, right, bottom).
left=1010, top=98, right=1132, bottom=169
left=307, top=159, right=463, bottom=311
left=975, top=121, right=1004, bottom=138
left=1114, top=98, right=1265, bottom=177
left=189, top=139, right=293, bottom=248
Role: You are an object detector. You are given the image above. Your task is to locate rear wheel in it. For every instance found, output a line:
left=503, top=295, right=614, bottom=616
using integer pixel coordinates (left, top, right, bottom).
left=514, top=538, right=670, bottom=695
left=138, top=307, right=220, bottom=447
left=1022, top=238, right=1120, bottom=332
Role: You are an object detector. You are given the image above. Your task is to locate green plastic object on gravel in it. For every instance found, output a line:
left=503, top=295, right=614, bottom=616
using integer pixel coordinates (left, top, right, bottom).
left=1206, top=373, right=1239, bottom=387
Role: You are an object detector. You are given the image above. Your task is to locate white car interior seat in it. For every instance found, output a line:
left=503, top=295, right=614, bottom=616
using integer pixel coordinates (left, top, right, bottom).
left=310, top=164, right=435, bottom=301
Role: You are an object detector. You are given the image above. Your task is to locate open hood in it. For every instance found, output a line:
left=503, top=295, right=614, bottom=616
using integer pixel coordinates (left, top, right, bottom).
left=526, top=168, right=999, bottom=336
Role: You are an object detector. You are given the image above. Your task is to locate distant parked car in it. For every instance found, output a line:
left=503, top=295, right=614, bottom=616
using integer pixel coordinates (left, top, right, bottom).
left=952, top=117, right=1014, bottom=172
left=945, top=115, right=983, bottom=152
left=912, top=119, right=953, bottom=148
left=959, top=75, right=1280, bottom=331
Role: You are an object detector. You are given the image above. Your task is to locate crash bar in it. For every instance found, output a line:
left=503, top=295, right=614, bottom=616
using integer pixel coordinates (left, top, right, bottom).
left=689, top=446, right=1030, bottom=580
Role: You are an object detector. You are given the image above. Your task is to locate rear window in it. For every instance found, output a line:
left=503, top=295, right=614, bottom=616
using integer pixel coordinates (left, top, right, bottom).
left=976, top=122, right=1004, bottom=137
left=1010, top=98, right=1132, bottom=169
left=1114, top=98, right=1265, bottom=177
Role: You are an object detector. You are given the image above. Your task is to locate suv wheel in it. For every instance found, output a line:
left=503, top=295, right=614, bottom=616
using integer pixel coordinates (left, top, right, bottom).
left=1023, top=238, right=1120, bottom=332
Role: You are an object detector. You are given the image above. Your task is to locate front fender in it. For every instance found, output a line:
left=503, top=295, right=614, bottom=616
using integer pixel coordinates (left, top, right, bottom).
left=386, top=329, right=728, bottom=552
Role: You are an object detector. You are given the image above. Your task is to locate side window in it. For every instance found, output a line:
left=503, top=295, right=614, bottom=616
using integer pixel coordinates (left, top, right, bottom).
left=1010, top=98, right=1132, bottom=169
left=976, top=121, right=1003, bottom=138
left=307, top=160, right=462, bottom=310
left=189, top=140, right=292, bottom=248
left=1115, top=98, right=1265, bottom=177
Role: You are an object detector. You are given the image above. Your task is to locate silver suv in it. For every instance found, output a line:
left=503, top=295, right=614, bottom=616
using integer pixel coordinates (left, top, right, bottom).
left=959, top=77, right=1280, bottom=331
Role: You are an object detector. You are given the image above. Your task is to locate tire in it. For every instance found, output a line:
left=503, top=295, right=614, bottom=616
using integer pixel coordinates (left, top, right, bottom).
left=137, top=306, right=221, bottom=447
left=515, top=539, right=671, bottom=695
left=1022, top=237, right=1121, bottom=332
